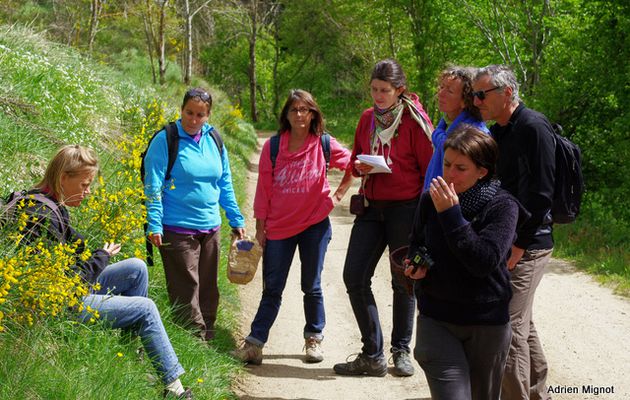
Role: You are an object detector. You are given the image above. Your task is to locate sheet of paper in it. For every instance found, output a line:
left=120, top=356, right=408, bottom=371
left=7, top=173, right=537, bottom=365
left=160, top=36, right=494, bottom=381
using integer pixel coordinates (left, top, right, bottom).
left=357, top=154, right=392, bottom=174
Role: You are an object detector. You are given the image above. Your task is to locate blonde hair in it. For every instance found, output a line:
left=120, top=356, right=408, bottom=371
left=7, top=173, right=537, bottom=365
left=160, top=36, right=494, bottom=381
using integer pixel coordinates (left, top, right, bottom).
left=35, top=145, right=100, bottom=201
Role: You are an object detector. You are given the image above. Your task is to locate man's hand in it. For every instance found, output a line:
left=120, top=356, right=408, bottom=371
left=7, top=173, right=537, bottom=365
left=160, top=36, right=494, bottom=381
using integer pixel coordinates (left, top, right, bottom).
left=507, top=245, right=525, bottom=270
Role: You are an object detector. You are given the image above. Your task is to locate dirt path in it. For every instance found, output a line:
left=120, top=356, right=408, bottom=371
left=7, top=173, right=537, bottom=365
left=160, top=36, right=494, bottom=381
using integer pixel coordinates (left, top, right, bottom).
left=232, top=134, right=630, bottom=400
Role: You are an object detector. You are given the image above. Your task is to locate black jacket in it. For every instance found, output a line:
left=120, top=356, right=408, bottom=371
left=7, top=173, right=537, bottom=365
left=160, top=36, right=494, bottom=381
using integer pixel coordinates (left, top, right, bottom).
left=490, top=103, right=555, bottom=250
left=22, top=191, right=110, bottom=284
left=409, top=189, right=529, bottom=325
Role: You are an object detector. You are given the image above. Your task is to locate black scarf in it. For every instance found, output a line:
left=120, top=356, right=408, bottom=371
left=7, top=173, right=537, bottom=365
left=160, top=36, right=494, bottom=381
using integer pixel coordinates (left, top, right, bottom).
left=458, top=179, right=501, bottom=220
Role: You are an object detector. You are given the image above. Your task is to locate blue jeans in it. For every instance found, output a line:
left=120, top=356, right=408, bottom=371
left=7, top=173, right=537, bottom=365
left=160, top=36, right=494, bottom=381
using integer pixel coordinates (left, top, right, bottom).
left=247, top=217, right=332, bottom=346
left=342, top=200, right=418, bottom=358
left=78, top=258, right=185, bottom=385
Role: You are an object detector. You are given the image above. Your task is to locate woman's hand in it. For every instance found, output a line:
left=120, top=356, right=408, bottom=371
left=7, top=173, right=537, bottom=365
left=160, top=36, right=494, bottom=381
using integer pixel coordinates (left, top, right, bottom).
left=354, top=160, right=374, bottom=175
left=429, top=177, right=459, bottom=212
left=148, top=233, right=162, bottom=247
left=255, top=229, right=266, bottom=248
left=103, top=242, right=122, bottom=256
left=231, top=227, right=246, bottom=240
left=255, top=218, right=266, bottom=248
left=403, top=259, right=428, bottom=279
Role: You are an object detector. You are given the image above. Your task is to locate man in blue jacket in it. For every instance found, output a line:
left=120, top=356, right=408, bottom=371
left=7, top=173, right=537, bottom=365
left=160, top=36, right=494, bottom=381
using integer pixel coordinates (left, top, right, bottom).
left=473, top=65, right=556, bottom=400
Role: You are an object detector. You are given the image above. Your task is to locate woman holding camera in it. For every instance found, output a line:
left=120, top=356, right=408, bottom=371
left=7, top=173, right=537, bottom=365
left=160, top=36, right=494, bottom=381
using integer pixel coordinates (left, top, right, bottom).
left=405, top=126, right=529, bottom=400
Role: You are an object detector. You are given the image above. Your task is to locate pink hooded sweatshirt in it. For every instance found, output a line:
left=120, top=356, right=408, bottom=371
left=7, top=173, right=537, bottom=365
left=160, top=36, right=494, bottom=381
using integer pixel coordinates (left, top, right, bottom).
left=254, top=131, right=351, bottom=240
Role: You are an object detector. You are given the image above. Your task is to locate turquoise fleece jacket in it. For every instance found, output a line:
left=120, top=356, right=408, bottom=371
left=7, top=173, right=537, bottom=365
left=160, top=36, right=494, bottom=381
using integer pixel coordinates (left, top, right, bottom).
left=144, top=120, right=244, bottom=236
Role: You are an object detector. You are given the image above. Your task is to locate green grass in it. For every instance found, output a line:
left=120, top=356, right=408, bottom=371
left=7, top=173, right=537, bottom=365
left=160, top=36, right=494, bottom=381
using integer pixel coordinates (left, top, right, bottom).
left=0, top=24, right=256, bottom=399
left=553, top=194, right=630, bottom=296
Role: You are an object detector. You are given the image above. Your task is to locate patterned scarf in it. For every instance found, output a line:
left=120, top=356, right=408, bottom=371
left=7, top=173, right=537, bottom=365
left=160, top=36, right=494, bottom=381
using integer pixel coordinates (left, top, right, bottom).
left=372, top=95, right=433, bottom=165
left=458, top=179, right=501, bottom=220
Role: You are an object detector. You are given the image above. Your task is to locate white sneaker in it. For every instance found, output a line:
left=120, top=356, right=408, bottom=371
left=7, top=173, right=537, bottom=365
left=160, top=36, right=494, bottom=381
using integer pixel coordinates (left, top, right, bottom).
left=304, top=337, right=324, bottom=363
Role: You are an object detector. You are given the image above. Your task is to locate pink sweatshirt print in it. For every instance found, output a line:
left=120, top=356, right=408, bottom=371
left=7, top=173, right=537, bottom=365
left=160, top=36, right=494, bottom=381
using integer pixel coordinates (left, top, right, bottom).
left=254, top=131, right=351, bottom=240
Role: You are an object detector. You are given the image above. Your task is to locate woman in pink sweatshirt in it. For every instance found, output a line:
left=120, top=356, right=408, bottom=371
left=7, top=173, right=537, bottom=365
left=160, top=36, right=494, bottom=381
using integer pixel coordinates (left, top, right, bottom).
left=232, top=89, right=353, bottom=365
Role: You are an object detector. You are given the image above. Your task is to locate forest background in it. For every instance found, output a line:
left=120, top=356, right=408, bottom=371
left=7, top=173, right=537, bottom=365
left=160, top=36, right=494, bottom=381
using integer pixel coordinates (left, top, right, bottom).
left=0, top=0, right=628, bottom=398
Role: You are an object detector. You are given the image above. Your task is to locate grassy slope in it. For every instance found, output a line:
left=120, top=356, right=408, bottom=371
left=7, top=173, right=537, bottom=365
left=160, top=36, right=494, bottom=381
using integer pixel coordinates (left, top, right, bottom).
left=0, top=25, right=255, bottom=399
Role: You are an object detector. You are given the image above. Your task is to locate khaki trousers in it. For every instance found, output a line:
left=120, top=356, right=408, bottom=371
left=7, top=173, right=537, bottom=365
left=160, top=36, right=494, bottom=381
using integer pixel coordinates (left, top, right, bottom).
left=501, top=248, right=553, bottom=400
left=159, top=229, right=220, bottom=340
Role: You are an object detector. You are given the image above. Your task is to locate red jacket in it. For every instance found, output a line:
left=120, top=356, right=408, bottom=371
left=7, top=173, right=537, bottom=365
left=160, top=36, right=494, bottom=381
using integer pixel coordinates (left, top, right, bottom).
left=351, top=93, right=433, bottom=201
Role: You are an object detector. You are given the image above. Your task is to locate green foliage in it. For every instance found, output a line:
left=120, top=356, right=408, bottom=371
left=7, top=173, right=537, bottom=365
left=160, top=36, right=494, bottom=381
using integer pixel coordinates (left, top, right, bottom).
left=0, top=23, right=256, bottom=399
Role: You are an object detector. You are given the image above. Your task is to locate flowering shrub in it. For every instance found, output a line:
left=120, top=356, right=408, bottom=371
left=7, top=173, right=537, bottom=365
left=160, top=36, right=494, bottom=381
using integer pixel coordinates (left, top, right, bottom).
left=0, top=98, right=173, bottom=331
left=0, top=202, right=97, bottom=331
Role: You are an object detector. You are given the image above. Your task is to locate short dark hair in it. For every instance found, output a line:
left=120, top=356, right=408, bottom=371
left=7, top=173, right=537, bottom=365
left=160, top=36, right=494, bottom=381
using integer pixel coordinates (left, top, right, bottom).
left=370, top=59, right=407, bottom=91
left=182, top=87, right=213, bottom=112
left=278, top=89, right=325, bottom=135
left=444, top=125, right=498, bottom=182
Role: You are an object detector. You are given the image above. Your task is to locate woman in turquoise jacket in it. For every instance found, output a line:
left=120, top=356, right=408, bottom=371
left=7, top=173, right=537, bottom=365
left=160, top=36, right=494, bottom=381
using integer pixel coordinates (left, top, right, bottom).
left=144, top=88, right=245, bottom=341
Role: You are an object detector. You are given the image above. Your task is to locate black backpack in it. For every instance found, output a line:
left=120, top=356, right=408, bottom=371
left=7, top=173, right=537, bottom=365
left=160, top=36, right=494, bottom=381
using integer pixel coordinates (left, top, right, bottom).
left=139, top=122, right=224, bottom=265
left=140, top=122, right=224, bottom=183
left=550, top=123, right=584, bottom=224
left=269, top=132, right=331, bottom=175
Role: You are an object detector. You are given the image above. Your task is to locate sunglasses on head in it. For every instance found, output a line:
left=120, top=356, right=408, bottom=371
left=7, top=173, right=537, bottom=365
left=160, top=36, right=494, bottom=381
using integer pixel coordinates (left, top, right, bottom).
left=185, top=89, right=211, bottom=102
left=472, top=86, right=502, bottom=100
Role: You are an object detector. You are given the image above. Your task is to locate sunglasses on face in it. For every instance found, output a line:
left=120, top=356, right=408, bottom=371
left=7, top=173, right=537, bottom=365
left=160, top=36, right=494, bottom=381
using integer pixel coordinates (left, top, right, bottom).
left=472, top=86, right=502, bottom=100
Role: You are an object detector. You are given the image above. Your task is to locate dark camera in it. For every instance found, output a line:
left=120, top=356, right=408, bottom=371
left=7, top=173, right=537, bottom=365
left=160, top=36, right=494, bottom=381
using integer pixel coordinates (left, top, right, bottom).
left=408, top=246, right=434, bottom=273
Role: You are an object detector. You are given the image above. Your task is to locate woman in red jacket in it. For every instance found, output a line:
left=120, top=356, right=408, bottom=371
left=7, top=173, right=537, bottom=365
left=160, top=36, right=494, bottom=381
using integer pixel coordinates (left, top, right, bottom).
left=333, top=59, right=434, bottom=377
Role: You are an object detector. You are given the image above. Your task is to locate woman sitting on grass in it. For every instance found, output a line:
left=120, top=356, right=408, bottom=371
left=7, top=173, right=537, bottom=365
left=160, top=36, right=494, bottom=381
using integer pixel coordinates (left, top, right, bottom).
left=19, top=144, right=192, bottom=399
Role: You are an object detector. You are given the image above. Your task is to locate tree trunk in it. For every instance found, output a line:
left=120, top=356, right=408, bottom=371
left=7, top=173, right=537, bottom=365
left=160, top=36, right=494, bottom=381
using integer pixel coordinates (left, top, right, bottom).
left=182, top=0, right=193, bottom=84
left=87, top=0, right=102, bottom=51
left=271, top=13, right=280, bottom=117
left=158, top=0, right=169, bottom=84
left=143, top=0, right=157, bottom=84
left=248, top=0, right=258, bottom=122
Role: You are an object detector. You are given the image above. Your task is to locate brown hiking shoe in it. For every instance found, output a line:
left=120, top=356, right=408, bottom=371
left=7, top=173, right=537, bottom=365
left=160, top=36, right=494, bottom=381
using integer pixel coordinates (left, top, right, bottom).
left=231, top=340, right=263, bottom=365
left=333, top=353, right=387, bottom=377
left=304, top=337, right=324, bottom=363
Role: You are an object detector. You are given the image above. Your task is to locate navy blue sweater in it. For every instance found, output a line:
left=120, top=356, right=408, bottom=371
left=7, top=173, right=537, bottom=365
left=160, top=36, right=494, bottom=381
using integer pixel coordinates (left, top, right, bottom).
left=409, top=189, right=528, bottom=325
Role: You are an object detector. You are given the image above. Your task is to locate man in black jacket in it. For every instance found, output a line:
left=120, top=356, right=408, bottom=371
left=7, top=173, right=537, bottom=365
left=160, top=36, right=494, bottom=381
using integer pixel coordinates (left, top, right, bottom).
left=473, top=65, right=555, bottom=400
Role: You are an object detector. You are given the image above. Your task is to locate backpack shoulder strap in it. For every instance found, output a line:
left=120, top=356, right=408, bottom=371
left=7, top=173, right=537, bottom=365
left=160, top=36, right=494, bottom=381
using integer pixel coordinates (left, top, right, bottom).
left=270, top=132, right=281, bottom=172
left=208, top=127, right=224, bottom=156
left=164, top=122, right=180, bottom=181
left=4, top=191, right=68, bottom=242
left=31, top=193, right=67, bottom=241
left=270, top=131, right=330, bottom=174
left=321, top=132, right=331, bottom=174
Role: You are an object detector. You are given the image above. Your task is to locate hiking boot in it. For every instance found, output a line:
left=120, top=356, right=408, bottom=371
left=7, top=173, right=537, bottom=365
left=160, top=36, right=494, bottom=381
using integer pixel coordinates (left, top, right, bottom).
left=391, top=349, right=415, bottom=377
left=231, top=340, right=263, bottom=365
left=333, top=353, right=387, bottom=377
left=163, top=388, right=193, bottom=399
left=304, top=337, right=324, bottom=363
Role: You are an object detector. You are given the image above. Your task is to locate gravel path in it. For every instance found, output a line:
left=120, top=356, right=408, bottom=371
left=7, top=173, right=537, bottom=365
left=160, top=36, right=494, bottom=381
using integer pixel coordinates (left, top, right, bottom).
left=232, top=135, right=630, bottom=400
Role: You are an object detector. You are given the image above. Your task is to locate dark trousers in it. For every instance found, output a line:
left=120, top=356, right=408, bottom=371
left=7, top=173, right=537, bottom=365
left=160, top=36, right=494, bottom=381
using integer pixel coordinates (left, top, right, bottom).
left=159, top=229, right=220, bottom=339
left=342, top=200, right=417, bottom=358
left=415, top=315, right=512, bottom=400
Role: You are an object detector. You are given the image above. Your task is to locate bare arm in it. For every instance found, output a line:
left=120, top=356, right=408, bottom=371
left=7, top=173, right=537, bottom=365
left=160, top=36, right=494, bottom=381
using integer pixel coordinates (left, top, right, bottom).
left=332, top=168, right=355, bottom=204
left=255, top=218, right=266, bottom=248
